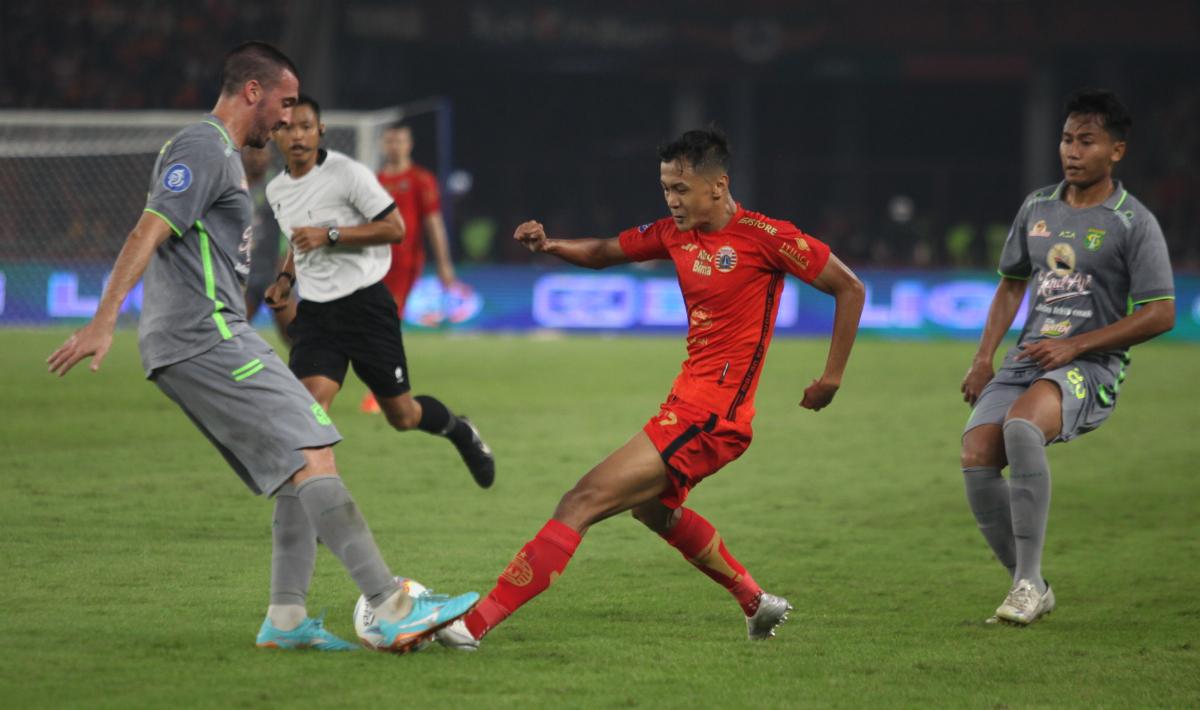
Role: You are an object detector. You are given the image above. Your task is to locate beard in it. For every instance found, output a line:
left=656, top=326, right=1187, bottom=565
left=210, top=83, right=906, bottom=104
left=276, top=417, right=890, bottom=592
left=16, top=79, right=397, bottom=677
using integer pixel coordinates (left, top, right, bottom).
left=244, top=104, right=275, bottom=149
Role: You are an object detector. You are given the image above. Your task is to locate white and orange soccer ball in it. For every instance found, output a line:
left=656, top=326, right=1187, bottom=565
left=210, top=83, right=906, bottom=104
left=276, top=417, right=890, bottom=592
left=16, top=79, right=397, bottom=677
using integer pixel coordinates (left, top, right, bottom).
left=352, top=576, right=432, bottom=651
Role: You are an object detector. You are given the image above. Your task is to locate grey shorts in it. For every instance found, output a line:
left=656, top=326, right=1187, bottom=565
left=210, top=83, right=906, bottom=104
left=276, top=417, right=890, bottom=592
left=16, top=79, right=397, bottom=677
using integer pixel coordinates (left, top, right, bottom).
left=964, top=356, right=1118, bottom=443
left=151, top=332, right=342, bottom=495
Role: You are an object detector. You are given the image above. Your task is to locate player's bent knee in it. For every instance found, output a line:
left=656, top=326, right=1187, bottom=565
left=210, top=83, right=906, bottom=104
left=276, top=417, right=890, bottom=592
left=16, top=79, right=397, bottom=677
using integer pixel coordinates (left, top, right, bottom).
left=630, top=501, right=676, bottom=533
left=292, top=446, right=338, bottom=484
left=961, top=425, right=1005, bottom=469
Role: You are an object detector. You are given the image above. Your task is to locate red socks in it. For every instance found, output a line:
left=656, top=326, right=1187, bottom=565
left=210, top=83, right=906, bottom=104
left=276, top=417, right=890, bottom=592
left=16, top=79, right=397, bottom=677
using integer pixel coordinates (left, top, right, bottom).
left=662, top=508, right=762, bottom=616
left=464, top=519, right=581, bottom=639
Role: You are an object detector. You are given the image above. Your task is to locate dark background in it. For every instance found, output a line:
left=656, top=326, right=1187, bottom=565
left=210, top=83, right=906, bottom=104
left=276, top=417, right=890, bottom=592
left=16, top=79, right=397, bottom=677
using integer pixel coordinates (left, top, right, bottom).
left=3, top=0, right=1197, bottom=269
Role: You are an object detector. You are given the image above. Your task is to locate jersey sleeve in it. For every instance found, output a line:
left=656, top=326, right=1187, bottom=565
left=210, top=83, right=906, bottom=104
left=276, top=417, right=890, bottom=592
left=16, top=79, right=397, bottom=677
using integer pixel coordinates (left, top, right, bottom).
left=144, top=136, right=227, bottom=237
left=416, top=169, right=442, bottom=217
left=997, top=202, right=1032, bottom=280
left=345, top=159, right=396, bottom=221
left=1127, top=212, right=1175, bottom=305
left=760, top=223, right=831, bottom=284
left=616, top=220, right=671, bottom=262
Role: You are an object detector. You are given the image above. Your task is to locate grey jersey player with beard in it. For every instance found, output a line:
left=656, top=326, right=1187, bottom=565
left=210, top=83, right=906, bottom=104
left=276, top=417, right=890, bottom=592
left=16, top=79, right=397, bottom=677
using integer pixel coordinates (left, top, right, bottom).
left=140, top=116, right=257, bottom=374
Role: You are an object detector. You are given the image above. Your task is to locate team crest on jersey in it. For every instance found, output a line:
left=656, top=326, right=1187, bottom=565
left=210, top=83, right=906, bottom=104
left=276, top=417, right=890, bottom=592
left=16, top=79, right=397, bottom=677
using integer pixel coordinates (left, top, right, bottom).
left=1028, top=220, right=1051, bottom=237
left=1085, top=228, right=1105, bottom=252
left=163, top=163, right=192, bottom=193
left=1047, top=243, right=1076, bottom=277
left=714, top=245, right=738, bottom=273
left=638, top=223, right=652, bottom=233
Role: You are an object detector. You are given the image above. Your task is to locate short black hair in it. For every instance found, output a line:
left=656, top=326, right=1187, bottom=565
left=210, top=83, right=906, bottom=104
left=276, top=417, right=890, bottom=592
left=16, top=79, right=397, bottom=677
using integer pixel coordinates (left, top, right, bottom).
left=384, top=121, right=411, bottom=133
left=658, top=127, right=731, bottom=174
left=295, top=94, right=321, bottom=121
left=1064, top=89, right=1132, bottom=141
left=221, top=41, right=298, bottom=96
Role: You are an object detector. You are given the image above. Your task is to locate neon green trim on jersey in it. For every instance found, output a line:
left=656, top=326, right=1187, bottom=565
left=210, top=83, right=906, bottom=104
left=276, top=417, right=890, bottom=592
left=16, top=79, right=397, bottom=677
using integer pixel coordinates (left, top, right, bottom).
left=232, top=358, right=263, bottom=378
left=311, top=403, right=333, bottom=426
left=143, top=208, right=182, bottom=237
left=1098, top=386, right=1113, bottom=406
left=158, top=139, right=173, bottom=156
left=196, top=220, right=233, bottom=339
left=1133, top=295, right=1175, bottom=305
left=203, top=120, right=234, bottom=149
left=997, top=269, right=1031, bottom=281
left=233, top=363, right=264, bottom=381
left=1112, top=190, right=1129, bottom=211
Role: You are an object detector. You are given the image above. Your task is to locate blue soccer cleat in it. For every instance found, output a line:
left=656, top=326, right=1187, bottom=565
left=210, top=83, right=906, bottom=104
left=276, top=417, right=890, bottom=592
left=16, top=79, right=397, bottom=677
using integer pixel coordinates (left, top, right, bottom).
left=368, top=590, right=480, bottom=654
left=256, top=613, right=358, bottom=651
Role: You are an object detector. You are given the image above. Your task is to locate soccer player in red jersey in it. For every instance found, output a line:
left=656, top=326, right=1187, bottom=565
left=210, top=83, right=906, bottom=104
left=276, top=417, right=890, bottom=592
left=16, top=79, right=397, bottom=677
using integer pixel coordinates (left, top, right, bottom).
left=362, top=122, right=460, bottom=413
left=435, top=128, right=866, bottom=650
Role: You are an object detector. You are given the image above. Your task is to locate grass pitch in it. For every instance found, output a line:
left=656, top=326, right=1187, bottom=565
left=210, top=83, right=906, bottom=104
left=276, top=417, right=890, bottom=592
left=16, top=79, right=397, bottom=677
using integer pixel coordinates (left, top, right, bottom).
left=2, top=328, right=1198, bottom=708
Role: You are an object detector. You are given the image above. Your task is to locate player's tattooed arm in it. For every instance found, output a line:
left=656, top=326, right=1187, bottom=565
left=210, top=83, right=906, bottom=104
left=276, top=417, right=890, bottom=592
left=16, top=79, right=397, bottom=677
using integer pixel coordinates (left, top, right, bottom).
left=961, top=277, right=1026, bottom=405
left=803, top=253, right=865, bottom=411
left=513, top=220, right=630, bottom=269
left=47, top=212, right=174, bottom=376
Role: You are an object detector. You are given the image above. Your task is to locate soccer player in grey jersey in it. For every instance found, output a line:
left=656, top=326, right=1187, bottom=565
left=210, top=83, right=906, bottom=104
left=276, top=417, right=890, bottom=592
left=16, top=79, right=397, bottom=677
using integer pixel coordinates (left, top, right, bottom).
left=47, top=42, right=477, bottom=653
left=960, top=90, right=1175, bottom=625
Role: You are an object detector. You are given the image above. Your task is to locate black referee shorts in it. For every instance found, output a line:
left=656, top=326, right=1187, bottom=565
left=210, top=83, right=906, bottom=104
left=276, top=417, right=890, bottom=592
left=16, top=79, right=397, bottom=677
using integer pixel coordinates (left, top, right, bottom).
left=287, top=281, right=411, bottom=398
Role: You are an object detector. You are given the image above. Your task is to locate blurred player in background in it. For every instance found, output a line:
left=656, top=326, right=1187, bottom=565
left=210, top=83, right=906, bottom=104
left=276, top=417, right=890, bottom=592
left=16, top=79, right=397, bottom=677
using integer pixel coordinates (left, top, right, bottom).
left=242, top=144, right=295, bottom=342
left=960, top=90, right=1175, bottom=626
left=361, top=122, right=460, bottom=413
left=435, top=128, right=866, bottom=650
left=264, top=96, right=494, bottom=489
left=47, top=42, right=478, bottom=653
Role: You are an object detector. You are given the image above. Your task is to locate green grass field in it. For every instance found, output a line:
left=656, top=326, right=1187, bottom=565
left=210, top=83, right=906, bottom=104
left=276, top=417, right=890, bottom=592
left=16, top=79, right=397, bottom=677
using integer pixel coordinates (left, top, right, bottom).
left=2, top=328, right=1198, bottom=708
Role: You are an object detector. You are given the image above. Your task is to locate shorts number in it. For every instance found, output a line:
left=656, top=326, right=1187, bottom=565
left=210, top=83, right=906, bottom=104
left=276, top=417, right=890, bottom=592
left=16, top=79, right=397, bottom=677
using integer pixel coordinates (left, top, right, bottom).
left=1066, top=368, right=1087, bottom=400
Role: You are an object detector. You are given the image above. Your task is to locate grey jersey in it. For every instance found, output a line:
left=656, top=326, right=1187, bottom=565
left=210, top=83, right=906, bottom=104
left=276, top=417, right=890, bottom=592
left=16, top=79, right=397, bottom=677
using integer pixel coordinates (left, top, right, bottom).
left=140, top=116, right=255, bottom=374
left=998, top=180, right=1175, bottom=373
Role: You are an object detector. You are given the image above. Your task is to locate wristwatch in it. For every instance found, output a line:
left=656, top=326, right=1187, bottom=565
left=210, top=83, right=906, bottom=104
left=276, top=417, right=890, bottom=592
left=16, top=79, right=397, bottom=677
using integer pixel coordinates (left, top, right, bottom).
left=327, top=228, right=341, bottom=247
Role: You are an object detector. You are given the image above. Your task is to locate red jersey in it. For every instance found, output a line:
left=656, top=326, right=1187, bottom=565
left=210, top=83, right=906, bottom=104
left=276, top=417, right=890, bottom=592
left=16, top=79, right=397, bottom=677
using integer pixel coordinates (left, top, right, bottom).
left=618, top=206, right=831, bottom=423
left=377, top=164, right=441, bottom=271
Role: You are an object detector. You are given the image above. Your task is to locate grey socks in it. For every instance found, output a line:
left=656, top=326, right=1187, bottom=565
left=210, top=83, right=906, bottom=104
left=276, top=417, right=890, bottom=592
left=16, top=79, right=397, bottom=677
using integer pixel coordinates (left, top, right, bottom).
left=270, top=483, right=317, bottom=607
left=961, top=466, right=1017, bottom=578
left=1003, top=418, right=1051, bottom=593
left=295, top=475, right=399, bottom=608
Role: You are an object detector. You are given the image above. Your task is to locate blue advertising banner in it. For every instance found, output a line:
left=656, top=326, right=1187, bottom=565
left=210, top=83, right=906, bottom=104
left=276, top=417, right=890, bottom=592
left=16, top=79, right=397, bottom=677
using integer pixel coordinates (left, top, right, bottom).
left=3, top=262, right=1199, bottom=340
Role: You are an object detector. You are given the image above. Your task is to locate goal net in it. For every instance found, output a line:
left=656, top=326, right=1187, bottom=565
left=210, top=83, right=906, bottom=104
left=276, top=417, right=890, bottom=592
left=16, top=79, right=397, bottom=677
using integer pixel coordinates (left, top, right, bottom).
left=0, top=98, right=449, bottom=325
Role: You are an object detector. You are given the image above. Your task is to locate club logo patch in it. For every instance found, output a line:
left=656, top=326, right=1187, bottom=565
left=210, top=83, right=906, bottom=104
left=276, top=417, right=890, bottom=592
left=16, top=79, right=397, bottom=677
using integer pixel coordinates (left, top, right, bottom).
left=1047, top=243, right=1076, bottom=277
left=638, top=223, right=652, bottom=233
left=163, top=163, right=192, bottom=193
left=1028, top=220, right=1051, bottom=237
left=1085, top=228, right=1105, bottom=252
left=714, top=245, right=738, bottom=273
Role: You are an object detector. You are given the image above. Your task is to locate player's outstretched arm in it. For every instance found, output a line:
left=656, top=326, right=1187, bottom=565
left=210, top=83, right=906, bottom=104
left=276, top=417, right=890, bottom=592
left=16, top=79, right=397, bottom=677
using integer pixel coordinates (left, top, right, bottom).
left=47, top=211, right=173, bottom=376
left=513, top=220, right=630, bottom=270
left=802, top=253, right=865, bottom=411
left=1016, top=299, right=1174, bottom=371
left=961, top=277, right=1025, bottom=405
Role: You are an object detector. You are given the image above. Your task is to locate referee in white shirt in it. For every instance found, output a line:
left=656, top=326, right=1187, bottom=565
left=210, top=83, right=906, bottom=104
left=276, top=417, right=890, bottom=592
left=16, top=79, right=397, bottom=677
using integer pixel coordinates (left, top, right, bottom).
left=265, top=95, right=494, bottom=488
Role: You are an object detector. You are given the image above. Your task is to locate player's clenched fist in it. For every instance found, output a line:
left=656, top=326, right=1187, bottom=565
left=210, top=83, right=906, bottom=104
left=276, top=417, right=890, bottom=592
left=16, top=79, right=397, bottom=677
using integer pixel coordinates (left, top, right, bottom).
left=514, top=221, right=548, bottom=253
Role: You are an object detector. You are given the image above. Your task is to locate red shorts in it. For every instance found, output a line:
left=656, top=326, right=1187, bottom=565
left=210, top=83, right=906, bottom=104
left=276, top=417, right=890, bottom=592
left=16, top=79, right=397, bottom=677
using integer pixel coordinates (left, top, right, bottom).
left=643, top=395, right=753, bottom=508
left=382, top=255, right=424, bottom=317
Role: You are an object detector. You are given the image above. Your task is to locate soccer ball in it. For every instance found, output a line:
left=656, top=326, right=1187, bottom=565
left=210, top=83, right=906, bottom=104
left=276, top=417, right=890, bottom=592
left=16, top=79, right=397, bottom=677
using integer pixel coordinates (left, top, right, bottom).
left=352, top=576, right=432, bottom=651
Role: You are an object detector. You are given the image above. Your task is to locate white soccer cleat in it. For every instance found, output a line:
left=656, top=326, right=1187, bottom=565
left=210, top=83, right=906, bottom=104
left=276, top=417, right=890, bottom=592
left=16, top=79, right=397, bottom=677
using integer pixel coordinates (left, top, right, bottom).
left=435, top=618, right=480, bottom=652
left=994, top=579, right=1056, bottom=626
left=746, top=592, right=792, bottom=640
